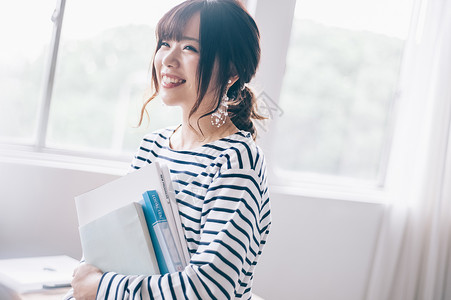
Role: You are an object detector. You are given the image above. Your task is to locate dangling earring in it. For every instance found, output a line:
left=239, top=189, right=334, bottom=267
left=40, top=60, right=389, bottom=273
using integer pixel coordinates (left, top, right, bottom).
left=211, top=80, right=231, bottom=127
left=211, top=94, right=229, bottom=127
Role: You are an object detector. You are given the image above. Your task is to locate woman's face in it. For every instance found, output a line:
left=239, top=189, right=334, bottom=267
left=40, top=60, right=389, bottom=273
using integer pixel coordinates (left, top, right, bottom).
left=154, top=12, right=202, bottom=110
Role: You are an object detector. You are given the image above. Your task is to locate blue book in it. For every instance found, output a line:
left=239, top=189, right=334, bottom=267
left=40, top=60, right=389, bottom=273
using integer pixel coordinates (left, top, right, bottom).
left=141, top=190, right=184, bottom=274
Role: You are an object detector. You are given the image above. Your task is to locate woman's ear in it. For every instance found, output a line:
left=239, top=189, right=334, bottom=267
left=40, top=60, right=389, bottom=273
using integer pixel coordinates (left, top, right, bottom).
left=228, top=75, right=239, bottom=88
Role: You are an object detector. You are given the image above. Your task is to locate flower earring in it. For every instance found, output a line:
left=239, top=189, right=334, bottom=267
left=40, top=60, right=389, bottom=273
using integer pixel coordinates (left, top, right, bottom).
left=211, top=80, right=231, bottom=127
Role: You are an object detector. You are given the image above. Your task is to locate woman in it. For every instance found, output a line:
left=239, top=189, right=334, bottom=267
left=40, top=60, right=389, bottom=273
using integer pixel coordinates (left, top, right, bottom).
left=70, top=1, right=271, bottom=299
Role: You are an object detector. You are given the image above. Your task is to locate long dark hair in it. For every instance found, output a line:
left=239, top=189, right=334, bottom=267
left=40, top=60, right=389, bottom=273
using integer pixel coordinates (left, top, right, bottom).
left=139, top=0, right=265, bottom=140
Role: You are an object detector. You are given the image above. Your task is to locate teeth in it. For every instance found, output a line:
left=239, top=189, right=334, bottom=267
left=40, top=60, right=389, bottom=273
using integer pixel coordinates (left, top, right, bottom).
left=162, top=75, right=185, bottom=84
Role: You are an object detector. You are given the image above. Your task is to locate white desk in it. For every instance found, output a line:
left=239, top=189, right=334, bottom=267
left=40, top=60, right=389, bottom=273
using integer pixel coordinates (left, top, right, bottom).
left=20, top=288, right=70, bottom=300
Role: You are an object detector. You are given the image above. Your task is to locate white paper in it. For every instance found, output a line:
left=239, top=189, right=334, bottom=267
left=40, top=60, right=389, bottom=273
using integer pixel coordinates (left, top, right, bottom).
left=161, top=164, right=191, bottom=265
left=75, top=163, right=164, bottom=227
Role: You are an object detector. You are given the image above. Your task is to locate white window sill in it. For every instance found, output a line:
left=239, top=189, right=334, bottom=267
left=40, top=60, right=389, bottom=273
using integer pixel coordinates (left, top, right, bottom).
left=0, top=144, right=387, bottom=204
left=270, top=184, right=387, bottom=204
left=270, top=169, right=387, bottom=204
left=0, top=144, right=130, bottom=176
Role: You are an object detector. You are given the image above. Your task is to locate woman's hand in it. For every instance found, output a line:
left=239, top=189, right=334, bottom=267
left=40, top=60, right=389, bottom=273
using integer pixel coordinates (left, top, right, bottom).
left=71, top=263, right=103, bottom=300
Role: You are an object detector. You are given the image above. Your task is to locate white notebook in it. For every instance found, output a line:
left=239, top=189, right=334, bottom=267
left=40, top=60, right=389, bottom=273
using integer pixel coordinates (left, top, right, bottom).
left=79, top=202, right=159, bottom=275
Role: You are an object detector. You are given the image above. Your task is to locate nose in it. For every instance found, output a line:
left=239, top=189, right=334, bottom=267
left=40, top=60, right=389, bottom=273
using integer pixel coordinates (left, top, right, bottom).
left=162, top=46, right=180, bottom=68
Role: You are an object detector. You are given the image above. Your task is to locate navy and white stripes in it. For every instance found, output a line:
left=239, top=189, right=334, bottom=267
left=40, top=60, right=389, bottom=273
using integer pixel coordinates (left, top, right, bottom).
left=68, top=126, right=271, bottom=300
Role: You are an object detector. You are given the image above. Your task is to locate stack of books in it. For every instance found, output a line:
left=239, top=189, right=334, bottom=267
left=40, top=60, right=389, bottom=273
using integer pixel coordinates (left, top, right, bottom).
left=76, top=162, right=190, bottom=276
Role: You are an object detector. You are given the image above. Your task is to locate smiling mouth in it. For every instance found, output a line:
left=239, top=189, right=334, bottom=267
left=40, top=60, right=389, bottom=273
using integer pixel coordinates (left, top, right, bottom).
left=161, top=75, right=186, bottom=88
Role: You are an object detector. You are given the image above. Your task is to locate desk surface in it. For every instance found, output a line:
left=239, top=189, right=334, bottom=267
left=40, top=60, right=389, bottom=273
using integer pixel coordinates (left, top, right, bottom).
left=20, top=287, right=70, bottom=300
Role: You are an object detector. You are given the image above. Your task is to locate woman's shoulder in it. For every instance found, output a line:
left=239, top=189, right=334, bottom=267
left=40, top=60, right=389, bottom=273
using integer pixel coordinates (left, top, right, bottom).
left=214, top=131, right=269, bottom=195
left=132, top=126, right=178, bottom=159
left=141, top=125, right=178, bottom=143
left=218, top=130, right=266, bottom=173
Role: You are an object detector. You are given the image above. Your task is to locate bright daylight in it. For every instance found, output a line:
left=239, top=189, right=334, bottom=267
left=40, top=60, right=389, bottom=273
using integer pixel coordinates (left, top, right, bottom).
left=1, top=0, right=451, bottom=299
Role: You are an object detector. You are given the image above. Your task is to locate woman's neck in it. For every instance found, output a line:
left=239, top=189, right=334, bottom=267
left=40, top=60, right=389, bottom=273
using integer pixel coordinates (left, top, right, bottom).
left=169, top=112, right=238, bottom=151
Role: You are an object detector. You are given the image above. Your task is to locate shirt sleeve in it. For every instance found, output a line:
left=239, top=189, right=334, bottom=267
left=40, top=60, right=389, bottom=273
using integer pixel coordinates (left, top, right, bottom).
left=62, top=288, right=74, bottom=300
left=95, top=167, right=270, bottom=300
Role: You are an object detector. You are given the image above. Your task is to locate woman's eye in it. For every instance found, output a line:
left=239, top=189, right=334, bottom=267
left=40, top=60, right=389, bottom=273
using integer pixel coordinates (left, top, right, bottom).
left=184, top=45, right=198, bottom=53
left=159, top=41, right=170, bottom=48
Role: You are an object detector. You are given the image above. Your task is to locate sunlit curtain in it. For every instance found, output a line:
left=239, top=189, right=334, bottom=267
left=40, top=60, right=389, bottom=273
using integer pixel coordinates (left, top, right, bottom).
left=365, top=0, right=451, bottom=299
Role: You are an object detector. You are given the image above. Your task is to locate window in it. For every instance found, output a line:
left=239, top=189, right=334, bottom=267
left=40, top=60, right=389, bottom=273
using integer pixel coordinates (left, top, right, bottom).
left=272, top=0, right=413, bottom=184
left=47, top=0, right=183, bottom=154
left=0, top=0, right=183, bottom=159
left=0, top=1, right=54, bottom=144
left=1, top=0, right=414, bottom=189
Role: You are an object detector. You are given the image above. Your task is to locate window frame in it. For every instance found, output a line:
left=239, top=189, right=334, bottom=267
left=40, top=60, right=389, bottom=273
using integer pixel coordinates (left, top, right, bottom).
left=0, top=0, right=134, bottom=174
left=35, top=0, right=66, bottom=150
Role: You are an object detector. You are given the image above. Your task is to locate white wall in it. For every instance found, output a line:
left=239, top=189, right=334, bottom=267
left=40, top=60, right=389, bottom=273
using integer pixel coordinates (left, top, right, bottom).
left=0, top=161, right=118, bottom=260
left=252, top=192, right=383, bottom=300
left=0, top=160, right=384, bottom=299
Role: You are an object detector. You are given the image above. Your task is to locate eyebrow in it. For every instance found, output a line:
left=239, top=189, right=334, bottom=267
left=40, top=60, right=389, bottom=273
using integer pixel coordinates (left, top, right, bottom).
left=181, top=36, right=199, bottom=43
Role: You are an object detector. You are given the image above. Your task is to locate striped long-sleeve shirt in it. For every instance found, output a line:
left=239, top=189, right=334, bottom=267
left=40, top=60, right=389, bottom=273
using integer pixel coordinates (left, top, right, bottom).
left=70, top=127, right=271, bottom=300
